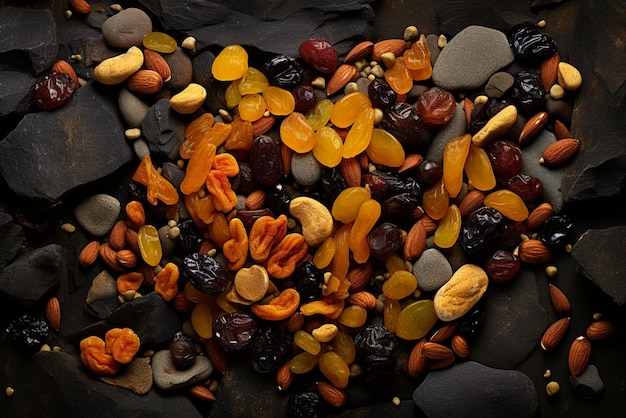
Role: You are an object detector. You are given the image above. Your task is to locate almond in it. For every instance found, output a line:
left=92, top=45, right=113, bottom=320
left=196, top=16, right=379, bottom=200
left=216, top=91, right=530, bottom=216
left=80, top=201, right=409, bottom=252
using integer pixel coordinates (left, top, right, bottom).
left=316, top=381, right=347, bottom=407
left=398, top=153, right=423, bottom=174
left=69, top=0, right=91, bottom=14
left=126, top=69, right=163, bottom=95
left=451, top=334, right=470, bottom=358
left=548, top=284, right=571, bottom=315
left=518, top=111, right=549, bottom=145
left=518, top=239, right=553, bottom=264
left=78, top=240, right=99, bottom=267
left=125, top=229, right=141, bottom=255
left=568, top=336, right=591, bottom=376
left=189, top=385, right=216, bottom=401
left=586, top=320, right=617, bottom=341
left=540, top=138, right=579, bottom=167
left=540, top=317, right=570, bottom=351
left=428, top=354, right=455, bottom=370
left=371, top=39, right=407, bottom=62
left=276, top=361, right=293, bottom=391
left=429, top=322, right=459, bottom=344
left=251, top=115, right=276, bottom=137
left=51, top=60, right=79, bottom=85
left=419, top=215, right=439, bottom=235
left=347, top=261, right=375, bottom=292
left=553, top=120, right=571, bottom=140
left=407, top=339, right=428, bottom=377
left=286, top=311, right=305, bottom=333
left=326, top=64, right=357, bottom=96
left=45, top=297, right=61, bottom=332
left=109, top=220, right=127, bottom=251
left=346, top=291, right=377, bottom=309
left=172, top=291, right=193, bottom=313
left=463, top=97, right=474, bottom=131
left=422, top=342, right=454, bottom=360
left=281, top=143, right=292, bottom=177
left=340, top=157, right=361, bottom=187
left=245, top=189, right=267, bottom=211
left=403, top=221, right=426, bottom=261
left=99, top=243, right=123, bottom=272
left=526, top=202, right=553, bottom=230
left=344, top=41, right=374, bottom=64
left=458, top=189, right=485, bottom=217
left=143, top=49, right=172, bottom=82
left=540, top=52, right=560, bottom=92
left=205, top=338, right=228, bottom=374
left=139, top=263, right=156, bottom=288
left=116, top=249, right=138, bottom=269
left=357, top=152, right=369, bottom=170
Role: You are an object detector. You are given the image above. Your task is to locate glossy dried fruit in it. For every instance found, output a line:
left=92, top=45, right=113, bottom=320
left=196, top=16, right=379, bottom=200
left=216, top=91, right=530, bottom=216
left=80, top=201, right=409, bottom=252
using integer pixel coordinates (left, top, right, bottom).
left=299, top=38, right=338, bottom=74
left=33, top=72, right=77, bottom=110
left=213, top=311, right=258, bottom=352
left=417, top=87, right=456, bottom=126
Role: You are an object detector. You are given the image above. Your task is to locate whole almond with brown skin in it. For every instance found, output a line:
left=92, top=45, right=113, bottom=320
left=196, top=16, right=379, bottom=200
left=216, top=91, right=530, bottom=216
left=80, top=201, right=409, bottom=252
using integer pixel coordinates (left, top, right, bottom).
left=69, top=0, right=91, bottom=14
left=327, top=64, right=357, bottom=96
left=429, top=322, right=459, bottom=343
left=316, top=381, right=347, bottom=407
left=51, top=60, right=79, bottom=85
left=463, top=97, right=474, bottom=131
left=458, top=190, right=485, bottom=217
left=205, top=338, right=228, bottom=374
left=46, top=297, right=61, bottom=332
left=518, top=111, right=549, bottom=145
left=347, top=291, right=377, bottom=309
left=398, top=153, right=423, bottom=173
left=116, top=249, right=138, bottom=269
left=143, top=49, right=172, bottom=82
left=408, top=339, right=428, bottom=377
left=419, top=216, right=439, bottom=235
left=172, top=291, right=193, bottom=313
left=189, top=385, right=216, bottom=401
left=276, top=361, right=293, bottom=391
left=251, top=115, right=276, bottom=137
left=404, top=221, right=426, bottom=261
left=422, top=342, right=454, bottom=360
left=451, top=334, right=470, bottom=358
left=518, top=239, right=553, bottom=264
left=79, top=241, right=99, bottom=267
left=281, top=143, right=292, bottom=177
left=286, top=311, right=305, bottom=333
left=344, top=41, right=374, bottom=63
left=540, top=138, right=579, bottom=167
left=139, top=262, right=156, bottom=288
left=540, top=317, right=570, bottom=351
left=125, top=229, right=141, bottom=255
left=540, top=52, right=560, bottom=92
left=372, top=39, right=407, bottom=61
left=127, top=69, right=163, bottom=95
left=549, top=284, right=571, bottom=315
left=340, top=157, right=361, bottom=187
left=568, top=336, right=591, bottom=376
left=586, top=320, right=617, bottom=341
left=553, top=120, right=571, bottom=140
left=348, top=261, right=375, bottom=292
left=428, top=353, right=455, bottom=370
left=99, top=243, right=124, bottom=272
left=526, top=202, right=553, bottom=230
left=245, top=189, right=267, bottom=211
left=109, top=220, right=127, bottom=251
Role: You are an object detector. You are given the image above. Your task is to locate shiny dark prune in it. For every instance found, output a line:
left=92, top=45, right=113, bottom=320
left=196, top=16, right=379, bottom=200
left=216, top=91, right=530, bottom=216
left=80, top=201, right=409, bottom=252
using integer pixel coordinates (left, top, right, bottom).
left=372, top=171, right=421, bottom=199
left=34, top=72, right=77, bottom=110
left=213, top=311, right=258, bottom=353
left=461, top=206, right=505, bottom=258
left=319, top=168, right=349, bottom=205
left=252, top=327, right=292, bottom=372
left=468, top=98, right=509, bottom=134
left=368, top=78, right=397, bottom=109
left=182, top=253, right=230, bottom=294
left=263, top=54, right=304, bottom=89
left=416, top=160, right=443, bottom=188
left=381, top=102, right=424, bottom=148
left=510, top=26, right=557, bottom=62
left=354, top=323, right=397, bottom=372
left=250, top=135, right=284, bottom=186
left=539, top=215, right=573, bottom=247
left=458, top=302, right=486, bottom=338
left=176, top=219, right=204, bottom=254
left=292, top=85, right=317, bottom=114
left=361, top=173, right=388, bottom=201
left=234, top=162, right=260, bottom=195
left=265, top=183, right=292, bottom=215
left=367, top=222, right=404, bottom=260
left=381, top=193, right=421, bottom=227
left=509, top=71, right=545, bottom=115
left=486, top=139, right=523, bottom=177
left=292, top=260, right=323, bottom=302
left=8, top=314, right=49, bottom=352
left=484, top=250, right=521, bottom=284
left=500, top=221, right=526, bottom=251
left=287, top=392, right=320, bottom=418
left=502, top=173, right=543, bottom=201
left=169, top=331, right=196, bottom=369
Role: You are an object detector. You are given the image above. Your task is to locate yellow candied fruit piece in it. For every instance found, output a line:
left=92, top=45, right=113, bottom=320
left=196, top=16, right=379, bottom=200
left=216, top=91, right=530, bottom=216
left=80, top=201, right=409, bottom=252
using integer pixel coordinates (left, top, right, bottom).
left=331, top=187, right=371, bottom=223
left=212, top=45, right=249, bottom=81
left=143, top=31, right=177, bottom=53
left=280, top=112, right=316, bottom=153
left=383, top=297, right=401, bottom=333
left=263, top=86, right=295, bottom=116
left=137, top=225, right=162, bottom=266
left=348, top=199, right=381, bottom=264
left=225, top=79, right=243, bottom=109
left=238, top=93, right=266, bottom=122
left=306, top=99, right=333, bottom=131
left=313, top=126, right=343, bottom=168
left=190, top=302, right=214, bottom=339
left=423, top=177, right=449, bottom=220
left=382, top=270, right=418, bottom=300
left=319, top=351, right=350, bottom=388
left=484, top=189, right=529, bottom=221
left=443, top=134, right=471, bottom=198
left=395, top=299, right=438, bottom=340
left=238, top=67, right=269, bottom=95
left=330, top=92, right=372, bottom=129
left=465, top=144, right=496, bottom=191
left=384, top=56, right=413, bottom=95
left=343, top=107, right=374, bottom=159
left=366, top=128, right=405, bottom=167
left=433, top=204, right=462, bottom=249
left=313, top=237, right=336, bottom=269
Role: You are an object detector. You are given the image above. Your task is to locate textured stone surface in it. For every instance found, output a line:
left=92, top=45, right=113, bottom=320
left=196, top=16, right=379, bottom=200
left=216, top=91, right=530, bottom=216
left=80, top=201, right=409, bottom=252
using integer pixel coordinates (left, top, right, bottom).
left=152, top=350, right=213, bottom=390
left=101, top=7, right=153, bottom=49
left=141, top=98, right=187, bottom=160
left=0, top=70, right=37, bottom=116
left=0, top=211, right=26, bottom=270
left=73, top=194, right=121, bottom=238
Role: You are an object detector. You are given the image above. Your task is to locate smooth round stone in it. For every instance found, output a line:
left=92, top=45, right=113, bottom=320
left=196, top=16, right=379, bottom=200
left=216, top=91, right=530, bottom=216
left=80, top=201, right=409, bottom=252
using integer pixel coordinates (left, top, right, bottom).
left=118, top=88, right=150, bottom=128
left=432, top=25, right=515, bottom=91
left=74, top=194, right=121, bottom=238
left=86, top=271, right=117, bottom=305
left=101, top=8, right=152, bottom=49
left=133, top=139, right=150, bottom=161
left=152, top=349, right=213, bottom=390
left=164, top=47, right=194, bottom=92
left=413, top=248, right=453, bottom=292
left=413, top=361, right=538, bottom=418
left=433, top=264, right=488, bottom=321
left=426, top=33, right=440, bottom=67
left=484, top=72, right=514, bottom=98
left=100, top=357, right=153, bottom=395
left=157, top=225, right=177, bottom=257
left=425, top=102, right=466, bottom=163
left=291, top=151, right=323, bottom=186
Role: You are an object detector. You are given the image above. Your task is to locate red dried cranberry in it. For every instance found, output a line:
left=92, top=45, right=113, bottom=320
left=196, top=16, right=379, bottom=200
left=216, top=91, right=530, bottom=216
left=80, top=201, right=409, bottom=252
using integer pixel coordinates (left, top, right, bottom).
left=486, top=139, right=523, bottom=176
left=298, top=38, right=338, bottom=74
left=33, top=72, right=77, bottom=110
left=416, top=87, right=456, bottom=126
left=484, top=250, right=521, bottom=284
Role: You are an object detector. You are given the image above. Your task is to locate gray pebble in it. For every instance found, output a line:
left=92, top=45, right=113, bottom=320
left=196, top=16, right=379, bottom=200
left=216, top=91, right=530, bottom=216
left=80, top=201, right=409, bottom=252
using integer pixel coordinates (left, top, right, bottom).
left=520, top=130, right=564, bottom=212
left=158, top=225, right=177, bottom=258
left=101, top=8, right=152, bottom=49
left=484, top=72, right=514, bottom=98
left=426, top=102, right=466, bottom=163
left=413, top=248, right=453, bottom=292
left=355, top=77, right=371, bottom=95
left=406, top=84, right=428, bottom=103
left=291, top=151, right=323, bottom=186
left=570, top=364, right=604, bottom=400
left=152, top=350, right=213, bottom=390
left=432, top=26, right=515, bottom=91
left=118, top=88, right=150, bottom=128
left=133, top=139, right=151, bottom=161
left=86, top=270, right=118, bottom=305
left=236, top=194, right=247, bottom=211
left=74, top=194, right=121, bottom=238
left=426, top=33, right=440, bottom=67
left=164, top=47, right=194, bottom=92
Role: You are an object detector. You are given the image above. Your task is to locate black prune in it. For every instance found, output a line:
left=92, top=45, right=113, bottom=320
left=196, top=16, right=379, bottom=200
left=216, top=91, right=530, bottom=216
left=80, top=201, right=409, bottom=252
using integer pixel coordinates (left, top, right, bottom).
left=8, top=314, right=49, bottom=353
left=182, top=253, right=230, bottom=294
left=354, top=323, right=397, bottom=372
left=319, top=168, right=349, bottom=206
left=287, top=392, right=320, bottom=418
left=263, top=54, right=303, bottom=90
left=252, top=327, right=292, bottom=372
left=510, top=26, right=557, bottom=62
left=291, top=260, right=323, bottom=302
left=368, top=78, right=397, bottom=109
left=381, top=102, right=424, bottom=148
left=540, top=215, right=573, bottom=247
left=509, top=71, right=546, bottom=115
left=367, top=222, right=404, bottom=260
left=176, top=220, right=204, bottom=255
left=212, top=311, right=258, bottom=353
left=416, top=160, right=443, bottom=189
left=265, top=182, right=292, bottom=216
left=458, top=302, right=486, bottom=338
left=169, top=331, right=196, bottom=369
left=461, top=206, right=505, bottom=258
left=250, top=135, right=284, bottom=186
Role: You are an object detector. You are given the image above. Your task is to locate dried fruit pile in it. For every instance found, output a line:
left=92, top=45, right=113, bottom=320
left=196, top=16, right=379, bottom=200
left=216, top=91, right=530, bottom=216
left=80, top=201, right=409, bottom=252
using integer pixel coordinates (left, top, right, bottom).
left=7, top=6, right=620, bottom=416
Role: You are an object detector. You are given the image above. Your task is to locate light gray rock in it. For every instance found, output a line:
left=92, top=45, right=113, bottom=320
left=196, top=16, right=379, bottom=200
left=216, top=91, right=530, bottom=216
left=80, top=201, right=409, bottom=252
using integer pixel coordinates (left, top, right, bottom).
left=485, top=72, right=515, bottom=98
left=520, top=130, right=564, bottom=212
left=152, top=350, right=213, bottom=390
left=570, top=364, right=604, bottom=400
left=432, top=26, right=515, bottom=91
left=118, top=88, right=150, bottom=128
left=74, top=194, right=121, bottom=238
left=101, top=8, right=152, bottom=49
left=291, top=151, right=323, bottom=186
left=133, top=139, right=151, bottom=161
left=413, top=248, right=453, bottom=292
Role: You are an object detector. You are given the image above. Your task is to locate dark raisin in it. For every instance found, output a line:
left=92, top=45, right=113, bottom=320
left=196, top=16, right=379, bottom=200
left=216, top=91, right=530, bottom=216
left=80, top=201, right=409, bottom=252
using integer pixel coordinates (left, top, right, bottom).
left=287, top=392, right=320, bottom=418
left=234, top=162, right=260, bottom=195
left=509, top=71, right=545, bottom=115
left=250, top=135, right=284, bottom=186
left=484, top=250, right=521, bottom=284
left=291, top=260, right=323, bottom=302
left=368, top=78, right=397, bottom=109
left=367, top=222, right=404, bottom=260
left=265, top=182, right=292, bottom=216
left=292, top=85, right=317, bottom=114
left=469, top=98, right=509, bottom=134
left=381, top=193, right=421, bottom=227
left=169, top=331, right=196, bottom=369
left=354, top=323, right=397, bottom=372
left=460, top=206, right=505, bottom=259
left=8, top=314, right=49, bottom=353
left=486, top=139, right=523, bottom=177
left=416, top=160, right=443, bottom=189
left=212, top=311, right=258, bottom=352
left=458, top=302, right=486, bottom=338
left=263, top=54, right=304, bottom=90
left=539, top=215, right=573, bottom=247
left=182, top=253, right=230, bottom=294
left=361, top=173, right=388, bottom=201
left=252, top=327, right=292, bottom=372
left=510, top=26, right=557, bottom=62
left=502, top=173, right=543, bottom=202
left=381, top=102, right=424, bottom=148
left=176, top=220, right=204, bottom=255
left=318, top=168, right=349, bottom=206
left=33, top=72, right=77, bottom=110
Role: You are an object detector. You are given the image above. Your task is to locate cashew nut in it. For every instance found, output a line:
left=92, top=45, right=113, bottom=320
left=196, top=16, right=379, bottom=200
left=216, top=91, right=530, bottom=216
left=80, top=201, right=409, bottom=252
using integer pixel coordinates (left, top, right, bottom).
left=170, top=83, right=207, bottom=114
left=289, top=196, right=334, bottom=247
left=471, top=104, right=517, bottom=147
left=94, top=46, right=144, bottom=85
left=312, top=323, right=339, bottom=343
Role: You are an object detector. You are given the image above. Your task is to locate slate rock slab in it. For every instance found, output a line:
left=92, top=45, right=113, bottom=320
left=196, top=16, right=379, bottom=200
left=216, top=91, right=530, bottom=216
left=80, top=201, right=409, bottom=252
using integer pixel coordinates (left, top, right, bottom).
left=571, top=225, right=626, bottom=305
left=468, top=269, right=547, bottom=369
left=413, top=361, right=538, bottom=418
left=142, top=98, right=187, bottom=160
left=0, top=211, right=26, bottom=270
left=0, top=83, right=133, bottom=202
left=0, top=70, right=37, bottom=117
left=152, top=349, right=213, bottom=390
left=570, top=364, right=604, bottom=400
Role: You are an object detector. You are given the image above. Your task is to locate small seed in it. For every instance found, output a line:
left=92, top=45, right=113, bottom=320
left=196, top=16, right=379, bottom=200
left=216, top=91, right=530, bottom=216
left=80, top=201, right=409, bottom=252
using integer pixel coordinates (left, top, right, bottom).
left=367, top=73, right=376, bottom=81
left=53, top=345, right=62, bottom=352
left=474, top=95, right=488, bottom=105
left=125, top=128, right=142, bottom=140
left=40, top=344, right=51, bottom=352
left=177, top=159, right=185, bottom=169
left=144, top=349, right=155, bottom=357
left=70, top=54, right=82, bottom=61
left=550, top=84, right=565, bottom=99
left=392, top=396, right=401, bottom=406
left=133, top=292, right=142, bottom=299
left=123, top=290, right=136, bottom=301
left=349, top=363, right=364, bottom=377
left=593, top=312, right=602, bottom=320
left=6, top=387, right=15, bottom=397
left=565, top=244, right=572, bottom=253
left=118, top=295, right=126, bottom=304
left=110, top=4, right=122, bottom=12
left=371, top=64, right=385, bottom=78
left=208, top=379, right=219, bottom=392
left=167, top=219, right=177, bottom=228
left=546, top=381, right=560, bottom=396
left=403, top=25, right=419, bottom=41
left=78, top=77, right=88, bottom=87
left=344, top=82, right=359, bottom=94
left=437, top=34, right=447, bottom=48
left=207, top=248, right=217, bottom=257
left=537, top=20, right=547, bottom=28
left=545, top=266, right=557, bottom=278
left=380, top=52, right=396, bottom=68
left=65, top=10, right=73, bottom=19
left=543, top=369, right=551, bottom=378
left=311, top=77, right=326, bottom=89
left=182, top=36, right=196, bottom=50
left=168, top=226, right=181, bottom=238
left=60, top=223, right=76, bottom=233
left=218, top=109, right=232, bottom=122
